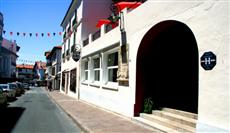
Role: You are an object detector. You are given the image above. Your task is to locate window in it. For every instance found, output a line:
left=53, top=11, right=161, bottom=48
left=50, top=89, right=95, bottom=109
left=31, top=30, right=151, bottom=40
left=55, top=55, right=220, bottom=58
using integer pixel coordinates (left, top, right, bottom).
left=93, top=58, right=100, bottom=81
left=107, top=52, right=118, bottom=82
left=70, top=69, right=76, bottom=93
left=52, top=67, right=55, bottom=76
left=84, top=61, right=89, bottom=81
left=61, top=72, right=65, bottom=91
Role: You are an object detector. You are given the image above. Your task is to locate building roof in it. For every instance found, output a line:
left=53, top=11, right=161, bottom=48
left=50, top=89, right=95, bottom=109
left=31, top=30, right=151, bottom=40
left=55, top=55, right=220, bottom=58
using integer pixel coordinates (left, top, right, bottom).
left=16, top=64, right=34, bottom=69
left=44, top=51, right=51, bottom=57
left=61, top=0, right=79, bottom=28
left=46, top=45, right=62, bottom=59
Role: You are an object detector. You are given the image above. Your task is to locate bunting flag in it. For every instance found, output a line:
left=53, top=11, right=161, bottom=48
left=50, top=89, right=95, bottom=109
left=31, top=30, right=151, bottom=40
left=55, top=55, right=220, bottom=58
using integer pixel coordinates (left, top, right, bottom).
left=2, top=30, right=63, bottom=38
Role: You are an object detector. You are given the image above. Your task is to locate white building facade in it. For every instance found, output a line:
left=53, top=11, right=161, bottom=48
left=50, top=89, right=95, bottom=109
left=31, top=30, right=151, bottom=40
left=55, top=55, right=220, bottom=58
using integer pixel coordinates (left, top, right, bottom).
left=0, top=38, right=19, bottom=79
left=62, top=0, right=229, bottom=132
left=60, top=0, right=112, bottom=99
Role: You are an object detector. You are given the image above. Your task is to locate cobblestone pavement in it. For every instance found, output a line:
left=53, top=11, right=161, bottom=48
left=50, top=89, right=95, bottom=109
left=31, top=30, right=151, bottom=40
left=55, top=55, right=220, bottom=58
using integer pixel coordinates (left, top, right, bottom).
left=46, top=89, right=162, bottom=133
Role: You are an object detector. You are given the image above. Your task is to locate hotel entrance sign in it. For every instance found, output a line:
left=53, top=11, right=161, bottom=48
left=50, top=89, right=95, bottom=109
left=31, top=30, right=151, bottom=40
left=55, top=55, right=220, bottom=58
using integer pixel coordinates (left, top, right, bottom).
left=200, top=51, right=216, bottom=70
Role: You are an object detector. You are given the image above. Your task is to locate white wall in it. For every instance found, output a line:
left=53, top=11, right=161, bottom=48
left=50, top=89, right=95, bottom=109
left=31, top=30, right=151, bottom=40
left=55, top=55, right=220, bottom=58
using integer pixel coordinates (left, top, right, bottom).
left=125, top=0, right=229, bottom=131
left=80, top=0, right=229, bottom=131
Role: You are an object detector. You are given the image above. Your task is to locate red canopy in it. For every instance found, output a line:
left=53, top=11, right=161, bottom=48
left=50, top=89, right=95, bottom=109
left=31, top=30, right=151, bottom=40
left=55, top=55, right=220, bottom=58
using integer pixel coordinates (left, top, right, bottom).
left=96, top=19, right=111, bottom=28
left=115, top=2, right=142, bottom=12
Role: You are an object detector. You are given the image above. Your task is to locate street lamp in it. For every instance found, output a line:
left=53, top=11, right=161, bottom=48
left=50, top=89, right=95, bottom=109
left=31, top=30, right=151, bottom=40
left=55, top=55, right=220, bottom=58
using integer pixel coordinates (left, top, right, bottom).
left=108, top=3, right=126, bottom=46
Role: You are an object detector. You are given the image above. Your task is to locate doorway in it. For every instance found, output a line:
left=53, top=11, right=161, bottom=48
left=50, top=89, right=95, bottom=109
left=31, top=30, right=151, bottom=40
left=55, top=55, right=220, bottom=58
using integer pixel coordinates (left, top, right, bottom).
left=135, top=20, right=199, bottom=116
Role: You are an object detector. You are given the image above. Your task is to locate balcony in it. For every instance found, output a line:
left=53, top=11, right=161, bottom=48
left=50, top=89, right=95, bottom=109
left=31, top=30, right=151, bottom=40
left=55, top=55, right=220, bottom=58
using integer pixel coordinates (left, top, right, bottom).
left=82, top=4, right=143, bottom=57
left=46, top=62, right=52, bottom=66
left=92, top=29, right=101, bottom=41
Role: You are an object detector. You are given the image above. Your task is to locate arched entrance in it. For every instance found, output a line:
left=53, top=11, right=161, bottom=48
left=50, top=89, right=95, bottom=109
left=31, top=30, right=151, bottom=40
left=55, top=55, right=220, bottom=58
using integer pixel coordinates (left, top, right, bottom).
left=134, top=20, right=198, bottom=116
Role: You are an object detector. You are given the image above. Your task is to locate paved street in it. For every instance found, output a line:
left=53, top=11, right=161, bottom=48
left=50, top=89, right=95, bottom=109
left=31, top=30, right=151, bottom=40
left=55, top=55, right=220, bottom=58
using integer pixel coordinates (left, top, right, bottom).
left=0, top=87, right=82, bottom=133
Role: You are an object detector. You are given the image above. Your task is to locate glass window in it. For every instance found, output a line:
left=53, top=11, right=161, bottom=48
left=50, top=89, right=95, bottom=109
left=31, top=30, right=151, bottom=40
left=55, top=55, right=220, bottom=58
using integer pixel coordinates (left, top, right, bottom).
left=93, top=58, right=100, bottom=81
left=108, top=52, right=118, bottom=66
left=93, top=58, right=100, bottom=68
left=70, top=69, right=76, bottom=93
left=107, top=52, right=118, bottom=82
left=84, top=61, right=89, bottom=81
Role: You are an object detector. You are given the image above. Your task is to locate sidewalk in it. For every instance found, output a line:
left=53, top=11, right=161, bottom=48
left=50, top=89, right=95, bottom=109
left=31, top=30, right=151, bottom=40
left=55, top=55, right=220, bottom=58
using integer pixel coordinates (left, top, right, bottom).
left=46, top=89, right=161, bottom=133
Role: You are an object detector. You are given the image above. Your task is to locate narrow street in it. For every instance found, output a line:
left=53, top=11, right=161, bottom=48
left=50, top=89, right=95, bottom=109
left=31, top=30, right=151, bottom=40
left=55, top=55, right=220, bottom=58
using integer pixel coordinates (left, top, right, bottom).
left=0, top=87, right=82, bottom=133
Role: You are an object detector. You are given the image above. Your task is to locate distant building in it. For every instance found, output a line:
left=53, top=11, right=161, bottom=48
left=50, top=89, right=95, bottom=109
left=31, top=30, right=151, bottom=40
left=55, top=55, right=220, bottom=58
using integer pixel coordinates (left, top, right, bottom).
left=0, top=12, right=3, bottom=43
left=0, top=12, right=20, bottom=83
left=33, top=61, right=46, bottom=81
left=45, top=46, right=62, bottom=90
left=0, top=38, right=20, bottom=82
left=16, top=64, right=34, bottom=82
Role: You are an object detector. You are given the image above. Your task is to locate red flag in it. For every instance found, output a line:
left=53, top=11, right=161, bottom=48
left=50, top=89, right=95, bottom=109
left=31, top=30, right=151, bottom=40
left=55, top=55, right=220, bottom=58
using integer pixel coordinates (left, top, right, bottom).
left=59, top=32, right=62, bottom=36
left=10, top=32, right=13, bottom=35
left=47, top=33, right=50, bottom=37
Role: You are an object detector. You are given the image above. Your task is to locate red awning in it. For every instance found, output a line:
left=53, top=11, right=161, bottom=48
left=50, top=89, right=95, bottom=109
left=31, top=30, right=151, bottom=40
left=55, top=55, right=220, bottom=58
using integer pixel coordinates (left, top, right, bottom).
left=96, top=19, right=111, bottom=28
left=115, top=2, right=142, bottom=12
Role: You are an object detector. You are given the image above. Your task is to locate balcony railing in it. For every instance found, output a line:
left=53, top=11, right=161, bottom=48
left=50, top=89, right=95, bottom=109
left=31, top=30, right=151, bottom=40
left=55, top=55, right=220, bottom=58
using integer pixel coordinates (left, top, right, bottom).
left=46, top=62, right=52, bottom=66
left=83, top=38, right=89, bottom=47
left=82, top=5, right=143, bottom=48
left=92, top=29, right=101, bottom=41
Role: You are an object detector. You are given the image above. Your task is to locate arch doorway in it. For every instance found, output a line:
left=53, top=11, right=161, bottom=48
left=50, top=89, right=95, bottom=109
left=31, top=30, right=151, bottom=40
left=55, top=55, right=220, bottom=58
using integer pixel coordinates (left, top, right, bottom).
left=134, top=20, right=199, bottom=116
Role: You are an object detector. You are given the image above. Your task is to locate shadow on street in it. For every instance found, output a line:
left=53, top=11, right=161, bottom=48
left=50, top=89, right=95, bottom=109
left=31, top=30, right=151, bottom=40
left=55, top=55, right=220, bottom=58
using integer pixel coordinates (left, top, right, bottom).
left=0, top=107, right=25, bottom=133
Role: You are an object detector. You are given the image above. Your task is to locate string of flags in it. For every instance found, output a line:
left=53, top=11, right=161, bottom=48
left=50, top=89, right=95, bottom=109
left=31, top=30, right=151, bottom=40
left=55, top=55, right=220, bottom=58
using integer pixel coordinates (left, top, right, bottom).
left=2, top=30, right=62, bottom=37
left=17, top=59, right=36, bottom=64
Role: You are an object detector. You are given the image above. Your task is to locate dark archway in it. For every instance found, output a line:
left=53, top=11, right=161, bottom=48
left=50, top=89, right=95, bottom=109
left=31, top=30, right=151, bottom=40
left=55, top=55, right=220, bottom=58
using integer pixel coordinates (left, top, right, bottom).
left=134, top=20, right=198, bottom=116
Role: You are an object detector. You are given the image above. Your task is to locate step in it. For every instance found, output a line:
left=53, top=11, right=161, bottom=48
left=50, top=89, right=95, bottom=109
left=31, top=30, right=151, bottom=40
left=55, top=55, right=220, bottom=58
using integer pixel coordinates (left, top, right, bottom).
left=133, top=117, right=180, bottom=133
left=140, top=113, right=195, bottom=132
left=162, top=108, right=198, bottom=119
left=152, top=110, right=197, bottom=127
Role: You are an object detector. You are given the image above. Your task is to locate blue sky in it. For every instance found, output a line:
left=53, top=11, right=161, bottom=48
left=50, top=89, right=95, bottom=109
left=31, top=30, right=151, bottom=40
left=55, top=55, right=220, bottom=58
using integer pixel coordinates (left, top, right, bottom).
left=0, top=0, right=71, bottom=64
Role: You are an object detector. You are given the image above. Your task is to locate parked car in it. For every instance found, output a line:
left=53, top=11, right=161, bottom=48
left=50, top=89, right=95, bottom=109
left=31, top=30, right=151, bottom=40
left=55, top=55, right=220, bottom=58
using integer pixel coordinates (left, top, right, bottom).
left=0, top=84, right=16, bottom=100
left=23, top=83, right=30, bottom=90
left=14, top=82, right=25, bottom=94
left=0, top=88, right=7, bottom=107
left=8, top=83, right=20, bottom=96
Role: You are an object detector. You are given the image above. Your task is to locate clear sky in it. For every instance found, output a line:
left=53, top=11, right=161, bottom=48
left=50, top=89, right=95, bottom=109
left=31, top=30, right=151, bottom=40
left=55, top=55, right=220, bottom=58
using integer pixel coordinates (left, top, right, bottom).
left=0, top=0, right=72, bottom=64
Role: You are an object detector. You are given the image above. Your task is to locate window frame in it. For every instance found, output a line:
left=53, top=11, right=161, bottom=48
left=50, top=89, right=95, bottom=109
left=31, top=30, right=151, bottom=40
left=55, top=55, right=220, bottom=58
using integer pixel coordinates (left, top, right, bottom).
left=107, top=52, right=118, bottom=83
left=92, top=56, right=101, bottom=83
left=102, top=48, right=119, bottom=88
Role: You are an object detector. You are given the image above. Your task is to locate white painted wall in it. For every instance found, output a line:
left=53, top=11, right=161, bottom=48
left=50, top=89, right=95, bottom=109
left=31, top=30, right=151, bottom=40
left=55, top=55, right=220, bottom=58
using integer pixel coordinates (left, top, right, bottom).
left=125, top=0, right=229, bottom=131
left=80, top=0, right=229, bottom=131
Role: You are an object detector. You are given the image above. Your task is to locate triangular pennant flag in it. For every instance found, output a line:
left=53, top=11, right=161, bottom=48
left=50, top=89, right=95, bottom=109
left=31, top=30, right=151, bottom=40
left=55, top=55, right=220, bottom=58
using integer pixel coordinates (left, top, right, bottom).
left=59, top=32, right=62, bottom=36
left=3, top=30, right=6, bottom=34
left=17, top=32, right=20, bottom=36
left=23, top=33, right=26, bottom=36
left=53, top=33, right=56, bottom=36
left=36, top=33, right=38, bottom=37
left=29, top=33, right=32, bottom=37
left=41, top=33, right=44, bottom=37
left=47, top=33, right=50, bottom=37
left=10, top=32, right=13, bottom=35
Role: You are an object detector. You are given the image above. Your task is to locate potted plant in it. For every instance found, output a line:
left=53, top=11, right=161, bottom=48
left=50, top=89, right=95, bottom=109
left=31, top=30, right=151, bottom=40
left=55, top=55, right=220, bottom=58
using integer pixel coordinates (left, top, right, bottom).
left=143, top=97, right=153, bottom=114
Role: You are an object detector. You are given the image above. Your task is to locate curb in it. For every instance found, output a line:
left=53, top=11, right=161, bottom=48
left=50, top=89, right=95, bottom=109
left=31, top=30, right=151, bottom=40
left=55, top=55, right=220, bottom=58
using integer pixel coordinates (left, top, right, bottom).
left=45, top=89, right=90, bottom=133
